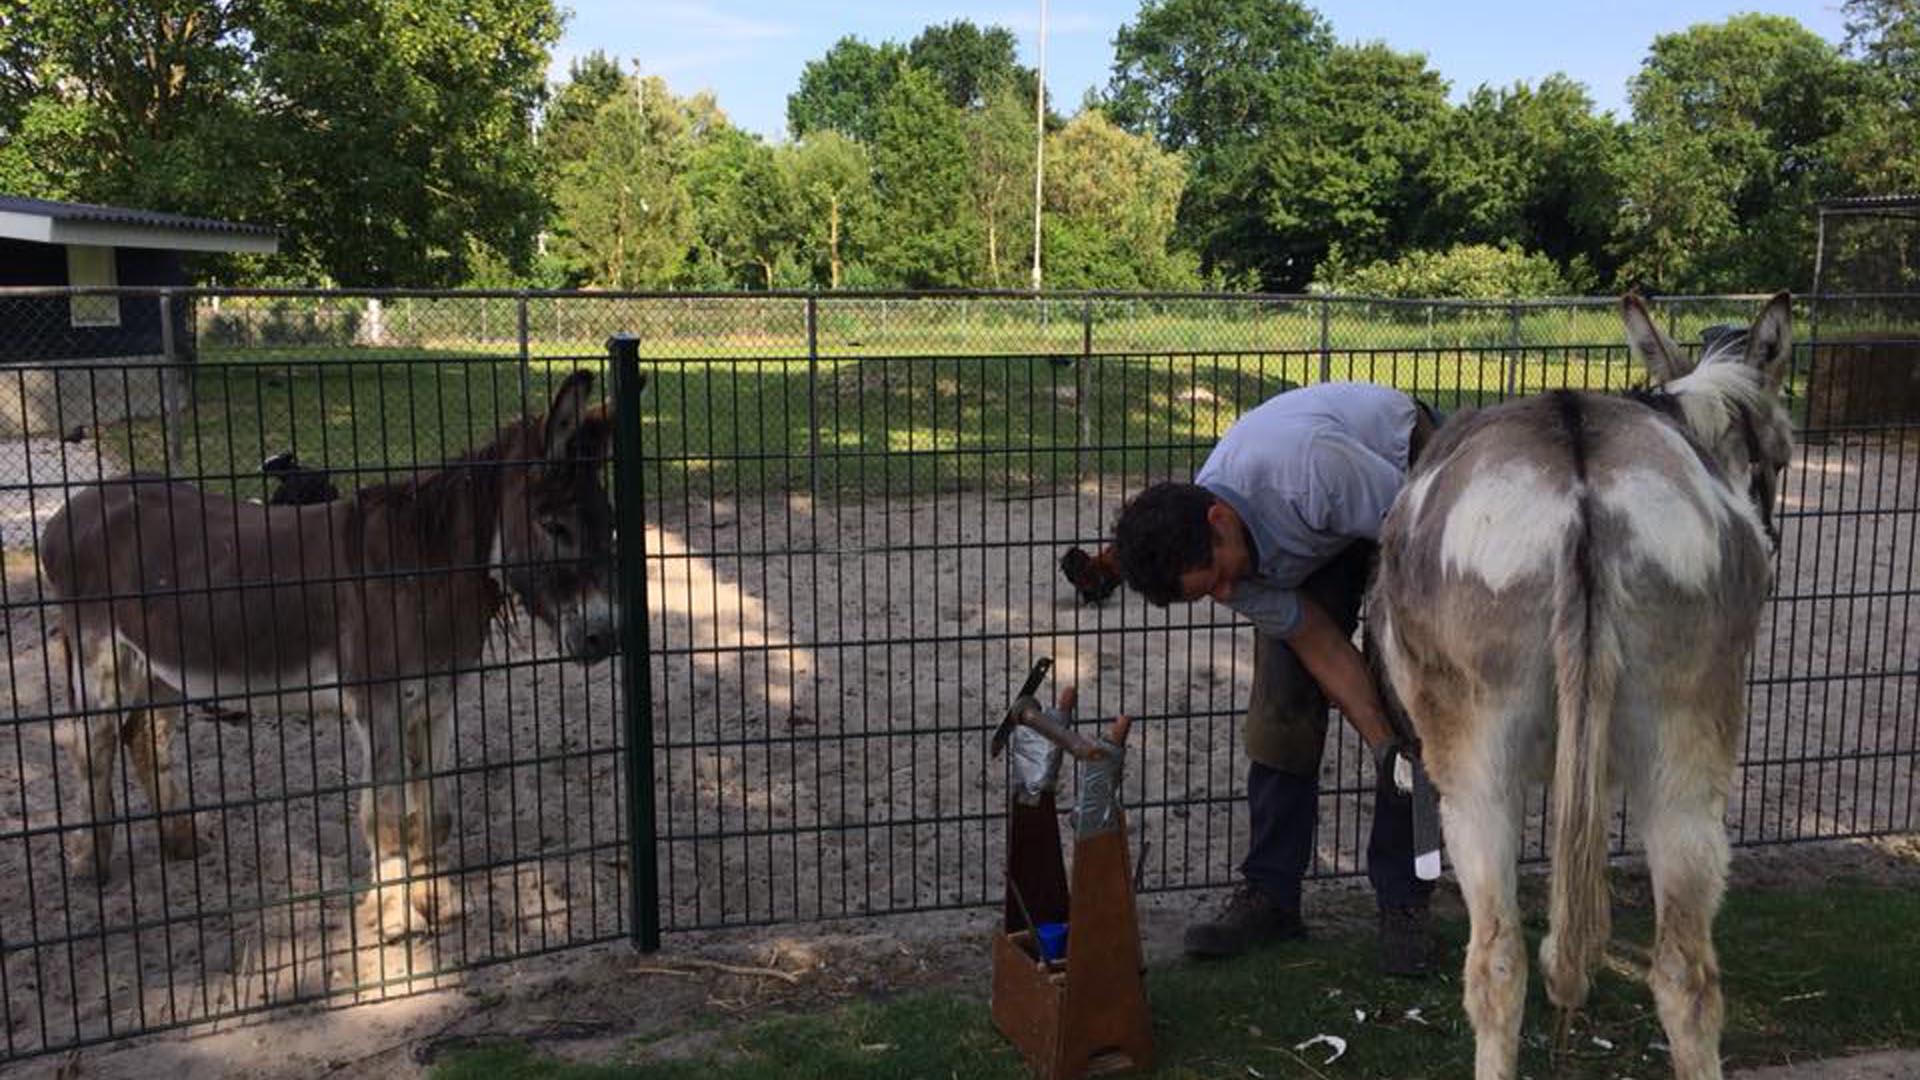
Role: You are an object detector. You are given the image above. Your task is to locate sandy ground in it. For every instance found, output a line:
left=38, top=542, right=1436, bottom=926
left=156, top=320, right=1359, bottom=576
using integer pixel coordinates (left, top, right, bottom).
left=1, top=431, right=1915, bottom=1067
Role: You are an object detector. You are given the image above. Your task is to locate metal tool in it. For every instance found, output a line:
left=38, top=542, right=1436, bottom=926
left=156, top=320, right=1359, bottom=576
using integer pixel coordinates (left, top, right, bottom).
left=989, top=658, right=1111, bottom=762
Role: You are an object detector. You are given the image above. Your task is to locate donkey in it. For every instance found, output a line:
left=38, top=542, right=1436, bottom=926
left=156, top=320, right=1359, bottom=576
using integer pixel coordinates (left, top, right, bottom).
left=1369, top=293, right=1793, bottom=1079
left=39, top=370, right=621, bottom=940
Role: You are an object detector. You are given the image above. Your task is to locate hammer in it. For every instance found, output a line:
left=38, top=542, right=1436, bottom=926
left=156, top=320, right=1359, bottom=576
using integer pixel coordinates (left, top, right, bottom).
left=990, top=657, right=1111, bottom=762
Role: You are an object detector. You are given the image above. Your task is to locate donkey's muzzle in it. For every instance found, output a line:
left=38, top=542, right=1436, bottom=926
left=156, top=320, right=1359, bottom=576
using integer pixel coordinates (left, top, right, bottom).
left=566, top=611, right=618, bottom=665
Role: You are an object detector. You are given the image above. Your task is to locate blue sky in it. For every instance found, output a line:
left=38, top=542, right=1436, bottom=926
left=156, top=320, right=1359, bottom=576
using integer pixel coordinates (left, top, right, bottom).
left=551, top=1, right=1851, bottom=141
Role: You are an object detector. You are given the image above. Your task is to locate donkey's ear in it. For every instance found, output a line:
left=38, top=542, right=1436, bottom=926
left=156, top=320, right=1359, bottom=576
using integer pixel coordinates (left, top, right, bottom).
left=543, top=370, right=597, bottom=461
left=1743, top=291, right=1793, bottom=393
left=1621, top=294, right=1694, bottom=384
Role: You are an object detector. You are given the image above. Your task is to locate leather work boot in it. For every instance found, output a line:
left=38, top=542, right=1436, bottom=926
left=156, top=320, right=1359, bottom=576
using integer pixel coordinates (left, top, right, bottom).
left=1183, top=883, right=1307, bottom=959
left=1377, top=904, right=1434, bottom=977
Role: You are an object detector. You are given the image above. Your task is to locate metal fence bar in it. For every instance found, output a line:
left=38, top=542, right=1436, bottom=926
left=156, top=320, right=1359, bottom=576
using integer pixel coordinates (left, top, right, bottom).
left=608, top=333, right=660, bottom=953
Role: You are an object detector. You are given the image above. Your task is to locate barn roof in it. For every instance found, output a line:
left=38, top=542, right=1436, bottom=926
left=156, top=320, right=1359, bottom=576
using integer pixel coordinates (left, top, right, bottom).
left=1816, top=194, right=1920, bottom=216
left=0, top=195, right=278, bottom=254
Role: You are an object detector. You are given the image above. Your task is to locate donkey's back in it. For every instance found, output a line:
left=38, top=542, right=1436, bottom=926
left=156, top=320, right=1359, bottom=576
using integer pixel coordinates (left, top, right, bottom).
left=1373, top=294, right=1792, bottom=1080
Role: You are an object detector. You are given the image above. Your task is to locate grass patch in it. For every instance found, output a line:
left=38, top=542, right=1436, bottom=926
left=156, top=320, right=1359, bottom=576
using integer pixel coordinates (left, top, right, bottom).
left=428, top=881, right=1920, bottom=1079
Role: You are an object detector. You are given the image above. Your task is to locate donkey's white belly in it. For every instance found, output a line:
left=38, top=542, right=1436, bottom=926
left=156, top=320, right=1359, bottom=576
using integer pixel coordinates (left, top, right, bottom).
left=116, top=629, right=346, bottom=716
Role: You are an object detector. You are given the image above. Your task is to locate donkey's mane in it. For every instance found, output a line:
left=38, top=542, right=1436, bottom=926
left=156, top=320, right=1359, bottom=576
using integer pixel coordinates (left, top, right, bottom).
left=346, top=415, right=542, bottom=569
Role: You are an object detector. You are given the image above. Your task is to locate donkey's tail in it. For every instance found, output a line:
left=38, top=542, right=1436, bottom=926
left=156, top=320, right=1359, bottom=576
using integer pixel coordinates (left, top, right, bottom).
left=1542, top=392, right=1621, bottom=1012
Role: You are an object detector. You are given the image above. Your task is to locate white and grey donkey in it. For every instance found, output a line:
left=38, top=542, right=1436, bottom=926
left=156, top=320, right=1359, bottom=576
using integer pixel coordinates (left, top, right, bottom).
left=1370, top=293, right=1794, bottom=1080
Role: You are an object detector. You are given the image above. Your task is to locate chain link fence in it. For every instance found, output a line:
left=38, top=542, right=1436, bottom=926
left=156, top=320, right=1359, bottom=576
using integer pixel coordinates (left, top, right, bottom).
left=1, top=287, right=1915, bottom=1059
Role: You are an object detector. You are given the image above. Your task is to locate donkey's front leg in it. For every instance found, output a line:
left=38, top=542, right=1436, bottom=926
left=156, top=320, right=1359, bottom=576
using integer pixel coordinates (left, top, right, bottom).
left=402, top=686, right=460, bottom=921
left=354, top=687, right=457, bottom=941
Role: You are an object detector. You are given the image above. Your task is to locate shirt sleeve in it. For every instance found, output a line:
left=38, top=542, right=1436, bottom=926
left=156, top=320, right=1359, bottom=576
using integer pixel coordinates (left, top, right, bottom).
left=1225, top=582, right=1304, bottom=639
left=1307, top=432, right=1405, bottom=541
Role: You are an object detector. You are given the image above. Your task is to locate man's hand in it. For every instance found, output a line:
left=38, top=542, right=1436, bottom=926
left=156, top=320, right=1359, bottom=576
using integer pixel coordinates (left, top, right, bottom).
left=1373, top=737, right=1416, bottom=795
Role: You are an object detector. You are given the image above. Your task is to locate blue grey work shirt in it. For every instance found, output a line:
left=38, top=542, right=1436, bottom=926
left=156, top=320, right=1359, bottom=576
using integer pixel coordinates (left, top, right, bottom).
left=1195, top=382, right=1417, bottom=639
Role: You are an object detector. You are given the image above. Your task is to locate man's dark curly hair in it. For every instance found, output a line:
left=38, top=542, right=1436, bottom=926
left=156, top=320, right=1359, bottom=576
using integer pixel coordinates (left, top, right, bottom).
left=1112, top=481, right=1216, bottom=606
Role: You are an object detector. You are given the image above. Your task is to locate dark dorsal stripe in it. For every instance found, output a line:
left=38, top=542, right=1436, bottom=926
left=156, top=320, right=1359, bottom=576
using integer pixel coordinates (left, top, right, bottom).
left=1548, top=389, right=1597, bottom=652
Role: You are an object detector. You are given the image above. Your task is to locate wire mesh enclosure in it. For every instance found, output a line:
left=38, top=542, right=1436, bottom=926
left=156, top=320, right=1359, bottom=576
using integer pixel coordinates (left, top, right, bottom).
left=1, top=287, right=1915, bottom=1060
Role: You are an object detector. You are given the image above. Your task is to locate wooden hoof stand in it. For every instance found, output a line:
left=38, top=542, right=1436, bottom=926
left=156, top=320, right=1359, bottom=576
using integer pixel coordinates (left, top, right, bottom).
left=990, top=793, right=1153, bottom=1079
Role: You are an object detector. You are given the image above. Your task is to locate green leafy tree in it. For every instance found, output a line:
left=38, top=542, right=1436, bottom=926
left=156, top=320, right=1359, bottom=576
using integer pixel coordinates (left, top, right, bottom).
left=1613, top=14, right=1857, bottom=290
left=868, top=67, right=976, bottom=286
left=783, top=132, right=874, bottom=289
left=1830, top=1, right=1920, bottom=197
left=908, top=21, right=1038, bottom=112
left=786, top=36, right=907, bottom=143
left=1041, top=109, right=1195, bottom=289
left=543, top=51, right=626, bottom=165
left=0, top=0, right=560, bottom=285
left=1105, top=0, right=1332, bottom=285
left=1426, top=76, right=1624, bottom=282
left=548, top=75, right=696, bottom=289
left=686, top=126, right=799, bottom=289
left=1259, top=43, right=1454, bottom=287
left=965, top=87, right=1037, bottom=288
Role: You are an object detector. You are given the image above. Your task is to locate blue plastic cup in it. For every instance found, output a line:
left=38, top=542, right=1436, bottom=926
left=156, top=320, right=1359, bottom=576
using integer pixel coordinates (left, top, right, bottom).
left=1035, top=920, right=1069, bottom=962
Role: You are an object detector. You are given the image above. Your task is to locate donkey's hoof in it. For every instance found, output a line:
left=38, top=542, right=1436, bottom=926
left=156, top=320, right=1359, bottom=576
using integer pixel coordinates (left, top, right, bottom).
left=411, top=876, right=463, bottom=926
left=68, top=854, right=112, bottom=885
left=161, top=821, right=204, bottom=861
left=359, top=885, right=426, bottom=942
left=68, top=837, right=114, bottom=884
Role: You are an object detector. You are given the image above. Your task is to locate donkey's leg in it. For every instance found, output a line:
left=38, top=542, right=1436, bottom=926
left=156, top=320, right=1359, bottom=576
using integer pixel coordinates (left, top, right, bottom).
left=1443, top=762, right=1527, bottom=1080
left=56, top=636, right=128, bottom=882
left=1636, top=709, right=1734, bottom=1080
left=352, top=691, right=425, bottom=940
left=123, top=704, right=201, bottom=861
left=399, top=690, right=460, bottom=925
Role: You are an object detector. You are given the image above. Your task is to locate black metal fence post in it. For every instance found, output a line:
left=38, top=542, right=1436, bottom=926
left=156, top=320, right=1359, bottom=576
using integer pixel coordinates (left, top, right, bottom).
left=806, top=293, right=820, bottom=501
left=1318, top=297, right=1332, bottom=383
left=608, top=333, right=660, bottom=952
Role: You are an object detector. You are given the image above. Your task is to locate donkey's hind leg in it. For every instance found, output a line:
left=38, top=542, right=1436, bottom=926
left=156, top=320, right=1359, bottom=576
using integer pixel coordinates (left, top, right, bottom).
left=1445, top=768, right=1527, bottom=1080
left=123, top=704, right=202, bottom=861
left=55, top=636, right=127, bottom=882
left=1636, top=707, right=1735, bottom=1080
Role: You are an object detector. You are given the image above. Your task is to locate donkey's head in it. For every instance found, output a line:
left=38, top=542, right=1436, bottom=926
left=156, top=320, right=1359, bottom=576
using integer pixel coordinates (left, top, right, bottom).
left=498, top=370, right=621, bottom=664
left=1622, top=292, right=1796, bottom=541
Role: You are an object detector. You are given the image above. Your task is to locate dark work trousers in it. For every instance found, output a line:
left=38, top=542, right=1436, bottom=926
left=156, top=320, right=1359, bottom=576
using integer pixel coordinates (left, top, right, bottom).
left=1239, top=540, right=1433, bottom=914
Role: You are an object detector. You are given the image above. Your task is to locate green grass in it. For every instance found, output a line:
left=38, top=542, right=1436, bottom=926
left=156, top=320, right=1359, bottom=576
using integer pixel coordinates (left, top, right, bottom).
left=106, top=343, right=1642, bottom=499
left=95, top=290, right=1864, bottom=497
left=427, top=881, right=1920, bottom=1080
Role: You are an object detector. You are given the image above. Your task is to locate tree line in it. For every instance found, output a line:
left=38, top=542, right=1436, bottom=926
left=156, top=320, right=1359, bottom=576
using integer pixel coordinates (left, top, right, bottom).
left=3, top=0, right=1914, bottom=296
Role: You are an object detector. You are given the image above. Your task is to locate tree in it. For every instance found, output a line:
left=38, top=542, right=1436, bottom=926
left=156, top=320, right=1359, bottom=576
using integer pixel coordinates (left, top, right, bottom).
left=784, top=132, right=874, bottom=288
left=1829, top=1, right=1920, bottom=198
left=1041, top=110, right=1196, bottom=289
left=908, top=21, right=1038, bottom=112
left=867, top=67, right=976, bottom=286
left=1614, top=14, right=1857, bottom=290
left=686, top=126, right=798, bottom=289
left=964, top=87, right=1036, bottom=288
left=543, top=51, right=626, bottom=165
left=1426, top=76, right=1624, bottom=283
left=548, top=75, right=697, bottom=289
left=786, top=36, right=907, bottom=143
left=1258, top=43, right=1454, bottom=286
left=1105, top=0, right=1333, bottom=285
left=0, top=0, right=561, bottom=285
